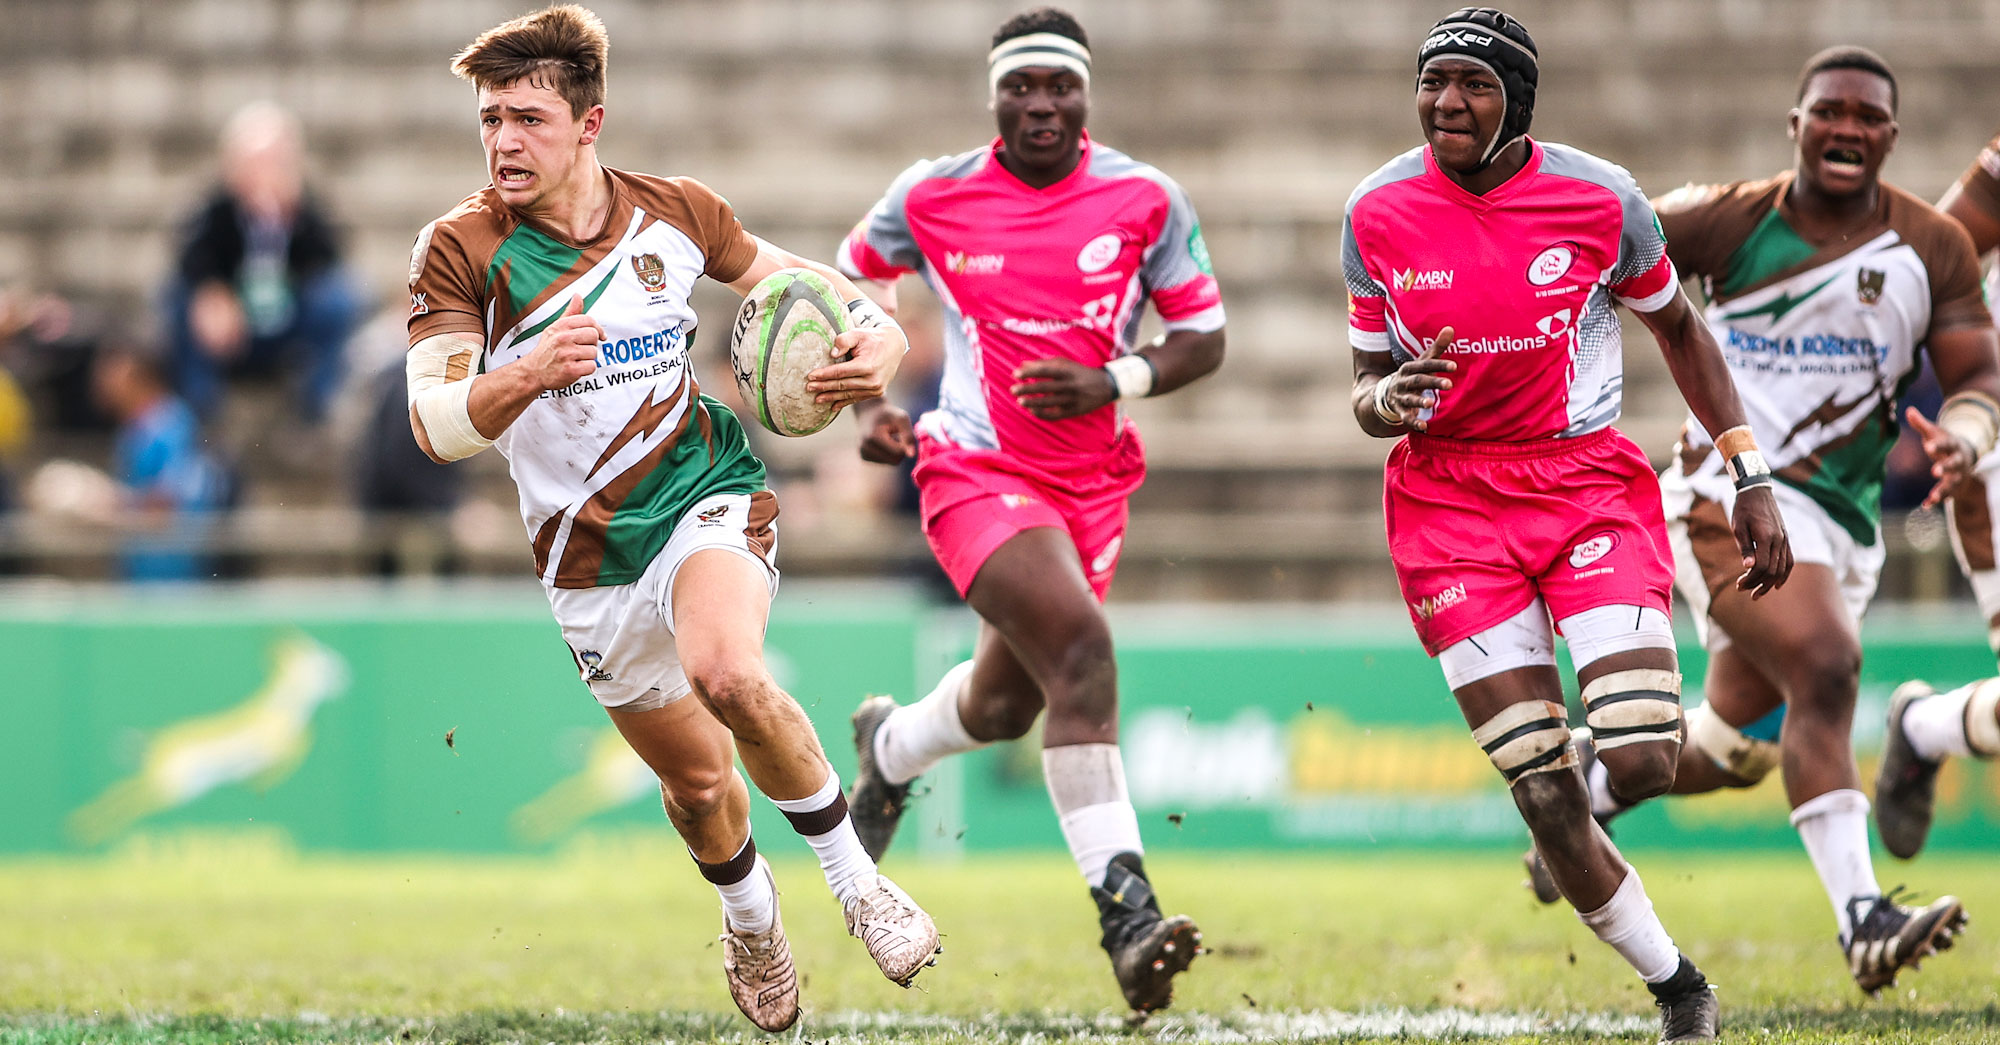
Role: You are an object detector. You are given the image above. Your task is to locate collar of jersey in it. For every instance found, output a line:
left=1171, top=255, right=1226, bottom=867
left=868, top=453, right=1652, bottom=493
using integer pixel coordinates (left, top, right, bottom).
left=509, top=165, right=628, bottom=250
left=987, top=130, right=1094, bottom=193
left=1421, top=137, right=1543, bottom=211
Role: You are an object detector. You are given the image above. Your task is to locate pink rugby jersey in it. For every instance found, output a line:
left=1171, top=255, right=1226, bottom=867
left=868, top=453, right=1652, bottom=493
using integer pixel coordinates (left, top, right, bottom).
left=1342, top=139, right=1678, bottom=442
left=839, top=134, right=1224, bottom=488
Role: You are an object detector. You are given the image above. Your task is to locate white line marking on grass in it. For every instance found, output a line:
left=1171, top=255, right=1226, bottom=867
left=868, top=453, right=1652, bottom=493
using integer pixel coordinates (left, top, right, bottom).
left=818, top=1008, right=1655, bottom=1041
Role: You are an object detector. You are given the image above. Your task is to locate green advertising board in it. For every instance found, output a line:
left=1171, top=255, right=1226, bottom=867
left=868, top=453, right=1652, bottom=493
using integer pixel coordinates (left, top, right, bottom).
left=3, top=586, right=1995, bottom=855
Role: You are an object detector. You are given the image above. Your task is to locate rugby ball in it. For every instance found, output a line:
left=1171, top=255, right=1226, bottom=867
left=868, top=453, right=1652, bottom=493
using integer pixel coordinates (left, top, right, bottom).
left=728, top=268, right=848, bottom=437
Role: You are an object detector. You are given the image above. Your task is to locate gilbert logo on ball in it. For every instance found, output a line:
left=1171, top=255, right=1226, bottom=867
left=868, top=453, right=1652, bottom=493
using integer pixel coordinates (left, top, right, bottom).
left=729, top=268, right=847, bottom=437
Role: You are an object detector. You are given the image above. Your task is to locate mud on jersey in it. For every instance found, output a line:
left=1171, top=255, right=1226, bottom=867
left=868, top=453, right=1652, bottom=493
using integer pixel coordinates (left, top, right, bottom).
left=837, top=133, right=1223, bottom=496
left=408, top=168, right=765, bottom=589
left=1656, top=173, right=1987, bottom=545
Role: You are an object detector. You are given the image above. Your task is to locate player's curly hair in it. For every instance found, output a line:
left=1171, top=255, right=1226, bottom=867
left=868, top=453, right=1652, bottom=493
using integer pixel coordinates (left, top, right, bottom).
left=452, top=4, right=608, bottom=117
left=1797, top=45, right=1897, bottom=114
left=993, top=7, right=1088, bottom=50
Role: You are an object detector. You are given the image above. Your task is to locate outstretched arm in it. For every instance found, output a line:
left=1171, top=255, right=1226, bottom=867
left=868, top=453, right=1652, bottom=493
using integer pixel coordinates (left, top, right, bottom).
left=1634, top=287, right=1793, bottom=597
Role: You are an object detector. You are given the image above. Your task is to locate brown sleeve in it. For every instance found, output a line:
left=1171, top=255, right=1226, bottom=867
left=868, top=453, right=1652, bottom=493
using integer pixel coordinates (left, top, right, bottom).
left=408, top=217, right=491, bottom=345
left=1917, top=208, right=1990, bottom=337
left=671, top=177, right=759, bottom=284
left=1953, top=133, right=2000, bottom=225
left=1650, top=182, right=1730, bottom=281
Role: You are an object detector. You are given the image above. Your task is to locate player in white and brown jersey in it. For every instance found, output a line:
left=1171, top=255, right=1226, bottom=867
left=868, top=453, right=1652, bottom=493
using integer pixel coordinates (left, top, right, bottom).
left=1869, top=125, right=2000, bottom=861
left=404, top=7, right=938, bottom=1030
left=1526, top=47, right=1993, bottom=996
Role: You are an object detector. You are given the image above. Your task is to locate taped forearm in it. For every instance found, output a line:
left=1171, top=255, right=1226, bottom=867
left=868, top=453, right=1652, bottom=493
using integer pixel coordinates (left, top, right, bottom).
left=407, top=334, right=493, bottom=461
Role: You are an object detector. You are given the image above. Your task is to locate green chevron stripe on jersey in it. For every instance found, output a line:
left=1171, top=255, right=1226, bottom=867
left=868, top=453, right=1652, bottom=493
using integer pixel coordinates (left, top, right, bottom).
left=489, top=223, right=585, bottom=320
left=505, top=266, right=618, bottom=353
left=1716, top=208, right=1818, bottom=298
left=581, top=393, right=765, bottom=587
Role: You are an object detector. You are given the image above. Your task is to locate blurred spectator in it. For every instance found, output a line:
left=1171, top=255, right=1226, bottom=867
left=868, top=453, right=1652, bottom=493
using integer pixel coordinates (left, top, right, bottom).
left=92, top=346, right=230, bottom=580
left=334, top=310, right=465, bottom=576
left=164, top=102, right=358, bottom=424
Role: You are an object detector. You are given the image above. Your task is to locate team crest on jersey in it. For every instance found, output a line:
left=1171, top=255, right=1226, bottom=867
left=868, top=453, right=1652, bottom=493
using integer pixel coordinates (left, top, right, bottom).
left=1857, top=267, right=1886, bottom=307
left=1568, top=531, right=1620, bottom=569
left=1077, top=233, right=1123, bottom=274
left=1527, top=241, right=1579, bottom=287
left=695, top=504, right=730, bottom=525
left=631, top=253, right=668, bottom=293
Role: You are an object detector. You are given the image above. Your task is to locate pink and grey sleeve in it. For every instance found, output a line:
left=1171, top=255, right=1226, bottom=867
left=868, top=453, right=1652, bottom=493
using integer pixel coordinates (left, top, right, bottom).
left=1606, top=177, right=1679, bottom=313
left=837, top=159, right=930, bottom=283
left=1341, top=207, right=1391, bottom=353
left=1138, top=177, right=1225, bottom=333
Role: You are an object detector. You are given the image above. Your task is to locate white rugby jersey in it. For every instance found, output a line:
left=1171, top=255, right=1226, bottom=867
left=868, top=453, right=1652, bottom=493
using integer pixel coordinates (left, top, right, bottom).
left=409, top=168, right=769, bottom=588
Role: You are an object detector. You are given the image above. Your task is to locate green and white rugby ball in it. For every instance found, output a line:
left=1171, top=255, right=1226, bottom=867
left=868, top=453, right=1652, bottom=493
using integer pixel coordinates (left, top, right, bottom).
left=728, top=268, right=847, bottom=437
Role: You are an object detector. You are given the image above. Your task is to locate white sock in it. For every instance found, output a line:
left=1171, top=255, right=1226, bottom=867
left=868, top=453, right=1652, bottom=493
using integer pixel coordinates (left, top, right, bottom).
left=875, top=660, right=984, bottom=785
left=1043, top=743, right=1144, bottom=886
left=1904, top=684, right=1976, bottom=760
left=1790, top=788, right=1881, bottom=939
left=770, top=769, right=876, bottom=907
left=1575, top=868, right=1682, bottom=983
left=696, top=837, right=776, bottom=934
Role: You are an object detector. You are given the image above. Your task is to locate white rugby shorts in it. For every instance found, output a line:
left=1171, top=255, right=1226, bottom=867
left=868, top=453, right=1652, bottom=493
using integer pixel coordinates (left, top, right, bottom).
left=1659, top=467, right=1881, bottom=650
left=543, top=490, right=780, bottom=712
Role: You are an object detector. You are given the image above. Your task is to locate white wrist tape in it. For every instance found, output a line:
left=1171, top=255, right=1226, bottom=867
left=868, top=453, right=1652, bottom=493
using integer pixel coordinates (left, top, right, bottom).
left=407, top=335, right=492, bottom=461
left=1104, top=354, right=1156, bottom=400
left=845, top=295, right=892, bottom=331
left=1372, top=375, right=1399, bottom=423
left=1940, top=391, right=2000, bottom=459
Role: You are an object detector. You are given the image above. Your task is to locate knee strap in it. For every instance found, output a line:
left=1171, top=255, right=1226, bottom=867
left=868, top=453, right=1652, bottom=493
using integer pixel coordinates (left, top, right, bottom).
left=1968, top=679, right=2000, bottom=758
left=1473, top=700, right=1576, bottom=785
left=1581, top=668, right=1683, bottom=751
left=1685, top=701, right=1780, bottom=782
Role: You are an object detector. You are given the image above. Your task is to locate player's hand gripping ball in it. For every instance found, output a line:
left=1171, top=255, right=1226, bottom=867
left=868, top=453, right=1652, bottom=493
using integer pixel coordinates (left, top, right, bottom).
left=729, top=268, right=848, bottom=437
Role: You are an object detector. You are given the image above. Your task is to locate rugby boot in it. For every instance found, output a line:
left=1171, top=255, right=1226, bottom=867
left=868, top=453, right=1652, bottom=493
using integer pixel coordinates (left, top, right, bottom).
left=1093, top=852, right=1202, bottom=1014
left=1647, top=955, right=1718, bottom=1043
left=843, top=872, right=941, bottom=987
left=1875, top=681, right=1943, bottom=860
left=848, top=695, right=914, bottom=860
left=1843, top=888, right=1968, bottom=994
left=1523, top=732, right=1611, bottom=905
left=719, top=857, right=800, bottom=1032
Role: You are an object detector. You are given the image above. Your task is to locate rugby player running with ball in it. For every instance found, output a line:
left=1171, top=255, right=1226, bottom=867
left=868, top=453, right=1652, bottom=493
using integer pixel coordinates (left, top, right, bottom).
left=404, top=6, right=938, bottom=1032
left=1527, top=47, right=1986, bottom=996
left=1345, top=10, right=1791, bottom=1042
left=835, top=7, right=1226, bottom=1017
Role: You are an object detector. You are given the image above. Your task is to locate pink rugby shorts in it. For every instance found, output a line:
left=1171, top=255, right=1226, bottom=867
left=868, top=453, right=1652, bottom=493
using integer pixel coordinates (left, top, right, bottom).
left=913, top=437, right=1137, bottom=602
left=1384, top=427, right=1675, bottom=655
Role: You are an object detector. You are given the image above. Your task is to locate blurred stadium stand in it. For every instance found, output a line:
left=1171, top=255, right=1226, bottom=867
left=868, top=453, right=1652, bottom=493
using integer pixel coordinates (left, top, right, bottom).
left=0, top=0, right=1991, bottom=599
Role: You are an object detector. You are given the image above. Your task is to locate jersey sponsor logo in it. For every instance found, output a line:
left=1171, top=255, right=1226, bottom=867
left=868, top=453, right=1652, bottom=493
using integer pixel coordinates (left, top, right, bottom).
left=1857, top=267, right=1886, bottom=306
left=946, top=251, right=1005, bottom=275
left=1535, top=308, right=1571, bottom=337
left=1526, top=242, right=1579, bottom=287
left=1719, top=274, right=1835, bottom=325
left=1080, top=293, right=1119, bottom=330
left=1568, top=531, right=1620, bottom=569
left=409, top=292, right=429, bottom=317
left=1411, top=582, right=1467, bottom=621
left=1077, top=233, right=1123, bottom=274
left=1450, top=331, right=1548, bottom=354
left=408, top=221, right=436, bottom=284
left=597, top=326, right=686, bottom=367
left=1000, top=493, right=1038, bottom=509
left=695, top=503, right=730, bottom=526
left=1720, top=326, right=1885, bottom=375
left=1188, top=225, right=1214, bottom=276
left=631, top=253, right=668, bottom=293
left=1395, top=268, right=1455, bottom=293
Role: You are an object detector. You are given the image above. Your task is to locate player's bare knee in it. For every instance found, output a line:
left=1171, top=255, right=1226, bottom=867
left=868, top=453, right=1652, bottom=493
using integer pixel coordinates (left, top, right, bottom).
left=1782, top=640, right=1861, bottom=711
left=1580, top=666, right=1683, bottom=800
left=660, top=768, right=733, bottom=821
left=1510, top=766, right=1588, bottom=834
left=966, top=689, right=1043, bottom=741
left=686, top=661, right=776, bottom=729
left=1040, top=625, right=1117, bottom=718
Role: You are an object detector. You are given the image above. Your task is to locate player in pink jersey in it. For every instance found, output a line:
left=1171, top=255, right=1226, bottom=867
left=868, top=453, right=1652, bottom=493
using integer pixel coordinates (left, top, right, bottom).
left=1343, top=10, right=1792, bottom=1042
left=833, top=7, right=1225, bottom=1016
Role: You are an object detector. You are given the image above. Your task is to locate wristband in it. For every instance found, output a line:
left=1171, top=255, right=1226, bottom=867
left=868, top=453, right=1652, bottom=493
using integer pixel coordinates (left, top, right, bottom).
left=844, top=296, right=906, bottom=354
left=1372, top=375, right=1401, bottom=424
left=1724, top=447, right=1772, bottom=491
left=1940, top=391, right=2000, bottom=459
left=1104, top=354, right=1157, bottom=400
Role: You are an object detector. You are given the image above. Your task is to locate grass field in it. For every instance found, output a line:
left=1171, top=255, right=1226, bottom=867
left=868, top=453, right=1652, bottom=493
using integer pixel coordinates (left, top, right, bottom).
left=2, top=834, right=1997, bottom=1043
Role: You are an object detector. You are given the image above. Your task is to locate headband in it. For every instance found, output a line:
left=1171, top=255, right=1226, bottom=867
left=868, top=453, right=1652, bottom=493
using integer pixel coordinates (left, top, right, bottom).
left=989, top=32, right=1091, bottom=95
